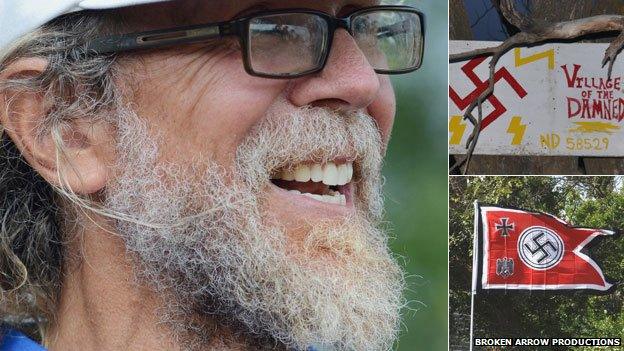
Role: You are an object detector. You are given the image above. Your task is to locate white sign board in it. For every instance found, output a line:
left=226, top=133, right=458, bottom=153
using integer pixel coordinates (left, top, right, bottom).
left=449, top=40, right=624, bottom=156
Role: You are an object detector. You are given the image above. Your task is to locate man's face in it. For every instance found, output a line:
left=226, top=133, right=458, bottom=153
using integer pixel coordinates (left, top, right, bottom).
left=118, top=0, right=396, bottom=226
left=102, top=0, right=402, bottom=349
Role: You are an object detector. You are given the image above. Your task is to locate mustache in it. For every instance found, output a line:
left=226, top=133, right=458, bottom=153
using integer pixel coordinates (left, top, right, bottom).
left=235, top=102, right=384, bottom=185
left=233, top=101, right=386, bottom=220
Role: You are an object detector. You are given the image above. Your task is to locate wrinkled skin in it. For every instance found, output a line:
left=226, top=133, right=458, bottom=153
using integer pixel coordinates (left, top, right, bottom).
left=0, top=0, right=403, bottom=350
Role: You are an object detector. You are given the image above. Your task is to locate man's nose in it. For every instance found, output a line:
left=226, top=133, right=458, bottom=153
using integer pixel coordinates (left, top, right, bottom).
left=287, top=29, right=381, bottom=111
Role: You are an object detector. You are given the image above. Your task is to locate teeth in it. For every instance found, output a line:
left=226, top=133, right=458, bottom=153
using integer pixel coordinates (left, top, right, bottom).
left=324, top=162, right=353, bottom=186
left=302, top=193, right=322, bottom=201
left=282, top=169, right=295, bottom=181
left=310, top=164, right=323, bottom=182
left=323, top=162, right=339, bottom=186
left=294, top=164, right=311, bottom=182
left=345, top=163, right=353, bottom=184
left=337, top=163, right=353, bottom=186
left=274, top=162, right=353, bottom=186
left=300, top=192, right=346, bottom=205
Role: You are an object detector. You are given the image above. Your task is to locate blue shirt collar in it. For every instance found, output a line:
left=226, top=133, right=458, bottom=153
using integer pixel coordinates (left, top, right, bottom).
left=0, top=327, right=327, bottom=351
left=0, top=329, right=46, bottom=351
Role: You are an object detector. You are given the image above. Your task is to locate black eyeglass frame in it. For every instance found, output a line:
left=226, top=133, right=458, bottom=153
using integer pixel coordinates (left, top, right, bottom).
left=85, top=5, right=426, bottom=78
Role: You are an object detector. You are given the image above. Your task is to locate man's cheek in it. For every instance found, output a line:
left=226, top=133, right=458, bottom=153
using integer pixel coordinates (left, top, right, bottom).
left=369, top=76, right=396, bottom=146
left=147, top=49, right=233, bottom=112
left=128, top=48, right=285, bottom=168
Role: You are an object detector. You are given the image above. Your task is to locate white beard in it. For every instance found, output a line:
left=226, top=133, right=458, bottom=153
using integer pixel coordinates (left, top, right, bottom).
left=104, top=100, right=405, bottom=351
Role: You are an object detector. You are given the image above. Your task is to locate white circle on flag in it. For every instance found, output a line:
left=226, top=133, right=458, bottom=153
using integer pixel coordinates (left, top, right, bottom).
left=517, top=226, right=564, bottom=270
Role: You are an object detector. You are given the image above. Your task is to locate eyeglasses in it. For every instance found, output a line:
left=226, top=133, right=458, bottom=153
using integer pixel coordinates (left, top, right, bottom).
left=85, top=6, right=425, bottom=78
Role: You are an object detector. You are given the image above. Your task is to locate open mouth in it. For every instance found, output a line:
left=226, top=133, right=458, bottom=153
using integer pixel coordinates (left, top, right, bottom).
left=270, top=161, right=354, bottom=206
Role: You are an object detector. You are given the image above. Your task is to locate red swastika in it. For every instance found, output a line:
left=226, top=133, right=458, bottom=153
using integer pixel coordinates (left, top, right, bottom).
left=449, top=57, right=527, bottom=130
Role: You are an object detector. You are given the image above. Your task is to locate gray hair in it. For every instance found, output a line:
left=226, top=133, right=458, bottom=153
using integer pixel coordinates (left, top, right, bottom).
left=0, top=0, right=410, bottom=341
left=0, top=11, right=119, bottom=337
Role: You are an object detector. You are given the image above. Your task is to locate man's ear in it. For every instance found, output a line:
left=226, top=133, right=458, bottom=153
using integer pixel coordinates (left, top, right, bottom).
left=0, top=57, right=115, bottom=195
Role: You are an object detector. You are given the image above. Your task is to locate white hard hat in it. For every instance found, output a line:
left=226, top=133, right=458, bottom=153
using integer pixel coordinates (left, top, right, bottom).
left=0, top=0, right=172, bottom=53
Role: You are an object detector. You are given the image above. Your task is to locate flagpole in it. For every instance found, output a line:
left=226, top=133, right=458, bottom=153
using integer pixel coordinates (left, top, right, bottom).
left=469, top=201, right=479, bottom=351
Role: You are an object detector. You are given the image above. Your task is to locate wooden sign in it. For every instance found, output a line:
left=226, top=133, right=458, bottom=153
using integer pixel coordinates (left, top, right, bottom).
left=449, top=40, right=624, bottom=156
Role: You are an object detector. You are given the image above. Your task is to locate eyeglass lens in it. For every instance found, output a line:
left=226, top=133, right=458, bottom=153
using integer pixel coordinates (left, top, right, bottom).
left=352, top=10, right=422, bottom=72
left=246, top=10, right=422, bottom=77
left=248, top=13, right=329, bottom=76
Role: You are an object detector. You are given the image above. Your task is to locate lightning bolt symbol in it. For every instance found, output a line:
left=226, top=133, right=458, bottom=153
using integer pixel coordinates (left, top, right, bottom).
left=449, top=115, right=466, bottom=145
left=507, top=116, right=526, bottom=145
left=514, top=47, right=555, bottom=70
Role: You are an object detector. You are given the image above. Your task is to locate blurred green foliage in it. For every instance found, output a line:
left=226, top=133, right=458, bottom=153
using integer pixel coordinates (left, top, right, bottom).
left=383, top=1, right=447, bottom=350
left=449, top=177, right=624, bottom=350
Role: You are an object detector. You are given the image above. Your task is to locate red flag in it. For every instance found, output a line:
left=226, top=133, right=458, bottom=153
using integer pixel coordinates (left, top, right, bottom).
left=476, top=204, right=615, bottom=291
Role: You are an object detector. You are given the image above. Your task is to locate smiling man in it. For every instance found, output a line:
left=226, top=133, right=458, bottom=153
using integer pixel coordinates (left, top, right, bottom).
left=0, top=1, right=425, bottom=350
